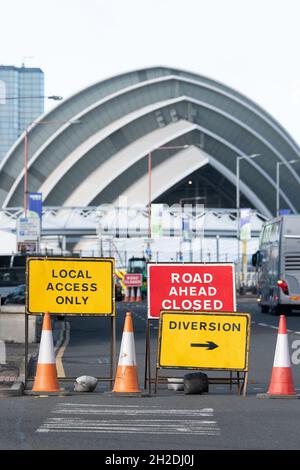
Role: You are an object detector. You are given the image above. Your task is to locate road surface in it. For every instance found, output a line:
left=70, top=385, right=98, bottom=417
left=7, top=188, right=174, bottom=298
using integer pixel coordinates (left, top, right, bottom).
left=0, top=297, right=300, bottom=451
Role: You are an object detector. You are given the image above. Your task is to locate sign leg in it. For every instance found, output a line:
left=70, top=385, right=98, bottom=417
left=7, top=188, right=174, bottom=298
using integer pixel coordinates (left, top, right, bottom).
left=147, top=320, right=152, bottom=394
left=25, top=313, right=29, bottom=385
left=242, top=372, right=248, bottom=397
left=144, top=319, right=149, bottom=390
left=154, top=366, right=159, bottom=394
left=110, top=316, right=116, bottom=391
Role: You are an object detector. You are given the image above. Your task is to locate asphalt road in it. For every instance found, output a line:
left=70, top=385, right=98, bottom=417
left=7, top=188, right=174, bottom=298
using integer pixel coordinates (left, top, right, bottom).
left=1, top=297, right=300, bottom=451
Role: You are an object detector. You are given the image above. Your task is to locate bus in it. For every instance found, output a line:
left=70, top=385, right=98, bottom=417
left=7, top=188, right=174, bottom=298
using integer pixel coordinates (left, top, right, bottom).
left=253, top=215, right=300, bottom=314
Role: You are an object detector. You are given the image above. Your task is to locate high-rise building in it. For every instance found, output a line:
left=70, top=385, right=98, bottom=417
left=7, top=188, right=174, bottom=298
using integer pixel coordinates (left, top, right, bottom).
left=0, top=65, right=44, bottom=161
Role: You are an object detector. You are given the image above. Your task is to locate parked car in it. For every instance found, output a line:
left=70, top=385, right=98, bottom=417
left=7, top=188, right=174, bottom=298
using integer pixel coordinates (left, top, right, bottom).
left=3, top=284, right=26, bottom=305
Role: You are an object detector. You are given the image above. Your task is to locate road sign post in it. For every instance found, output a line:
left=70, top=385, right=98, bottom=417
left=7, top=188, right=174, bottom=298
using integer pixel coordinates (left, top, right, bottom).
left=156, top=311, right=251, bottom=395
left=25, top=257, right=116, bottom=388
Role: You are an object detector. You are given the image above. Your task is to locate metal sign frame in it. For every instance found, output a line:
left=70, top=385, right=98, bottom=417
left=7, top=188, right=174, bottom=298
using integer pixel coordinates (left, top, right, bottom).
left=24, top=256, right=116, bottom=389
left=144, top=262, right=237, bottom=394
left=154, top=311, right=251, bottom=396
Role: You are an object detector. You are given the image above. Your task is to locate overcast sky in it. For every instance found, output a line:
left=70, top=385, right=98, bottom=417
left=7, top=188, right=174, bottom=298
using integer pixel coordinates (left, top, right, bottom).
left=2, top=0, right=300, bottom=144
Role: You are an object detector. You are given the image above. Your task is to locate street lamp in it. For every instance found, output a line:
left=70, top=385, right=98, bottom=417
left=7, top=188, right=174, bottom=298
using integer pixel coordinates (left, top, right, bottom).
left=147, top=144, right=202, bottom=261
left=4, top=95, right=63, bottom=101
left=2, top=93, right=64, bottom=213
left=276, top=160, right=298, bottom=217
left=236, top=153, right=261, bottom=291
left=23, top=117, right=81, bottom=214
left=147, top=145, right=190, bottom=238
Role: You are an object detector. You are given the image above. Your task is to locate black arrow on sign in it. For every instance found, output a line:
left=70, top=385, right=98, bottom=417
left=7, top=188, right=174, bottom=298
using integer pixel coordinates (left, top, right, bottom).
left=190, top=341, right=219, bottom=350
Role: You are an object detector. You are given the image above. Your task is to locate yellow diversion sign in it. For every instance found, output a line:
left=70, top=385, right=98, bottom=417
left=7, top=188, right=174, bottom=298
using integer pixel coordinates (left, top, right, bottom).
left=158, top=311, right=250, bottom=371
left=26, top=257, right=115, bottom=315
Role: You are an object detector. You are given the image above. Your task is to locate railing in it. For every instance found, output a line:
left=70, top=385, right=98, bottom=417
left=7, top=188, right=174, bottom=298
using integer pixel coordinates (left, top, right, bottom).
left=0, top=206, right=268, bottom=237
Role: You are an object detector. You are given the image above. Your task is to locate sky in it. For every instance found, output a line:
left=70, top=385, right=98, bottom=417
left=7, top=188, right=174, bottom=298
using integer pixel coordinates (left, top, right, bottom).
left=2, top=0, right=300, bottom=143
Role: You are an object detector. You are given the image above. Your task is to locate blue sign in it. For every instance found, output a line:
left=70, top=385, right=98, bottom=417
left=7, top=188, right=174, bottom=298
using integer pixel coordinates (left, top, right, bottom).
left=28, top=192, right=43, bottom=221
left=279, top=209, right=292, bottom=215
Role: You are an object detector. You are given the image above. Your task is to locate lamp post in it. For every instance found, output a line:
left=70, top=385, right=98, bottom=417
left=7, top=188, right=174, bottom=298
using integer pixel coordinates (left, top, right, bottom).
left=276, top=160, right=298, bottom=217
left=3, top=93, right=63, bottom=214
left=147, top=145, right=189, bottom=237
left=236, top=153, right=261, bottom=292
left=4, top=95, right=63, bottom=101
left=23, top=116, right=81, bottom=214
left=147, top=145, right=190, bottom=259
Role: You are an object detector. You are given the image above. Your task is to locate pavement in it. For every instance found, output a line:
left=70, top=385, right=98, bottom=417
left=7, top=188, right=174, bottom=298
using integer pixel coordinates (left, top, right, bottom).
left=1, top=296, right=300, bottom=450
left=0, top=316, right=64, bottom=397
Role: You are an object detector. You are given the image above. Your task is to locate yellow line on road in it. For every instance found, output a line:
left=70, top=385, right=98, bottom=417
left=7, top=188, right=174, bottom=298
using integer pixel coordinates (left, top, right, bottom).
left=56, top=322, right=70, bottom=378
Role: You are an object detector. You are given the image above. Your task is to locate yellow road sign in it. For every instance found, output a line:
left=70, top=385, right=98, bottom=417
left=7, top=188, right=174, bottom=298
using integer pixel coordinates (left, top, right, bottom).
left=27, top=257, right=115, bottom=315
left=158, top=311, right=250, bottom=371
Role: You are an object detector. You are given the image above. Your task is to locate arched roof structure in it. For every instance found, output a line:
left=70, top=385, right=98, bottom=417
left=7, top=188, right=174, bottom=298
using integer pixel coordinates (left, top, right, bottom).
left=1, top=66, right=300, bottom=218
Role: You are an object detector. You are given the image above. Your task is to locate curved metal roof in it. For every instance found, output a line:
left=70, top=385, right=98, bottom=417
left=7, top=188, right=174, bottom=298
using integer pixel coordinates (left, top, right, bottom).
left=1, top=66, right=300, bottom=217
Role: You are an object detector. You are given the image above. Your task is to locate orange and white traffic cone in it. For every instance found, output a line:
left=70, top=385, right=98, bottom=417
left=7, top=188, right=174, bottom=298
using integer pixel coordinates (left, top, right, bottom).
left=267, top=315, right=296, bottom=396
left=124, top=287, right=130, bottom=302
left=136, top=286, right=142, bottom=302
left=113, top=312, right=141, bottom=394
left=32, top=312, right=60, bottom=393
left=129, top=287, right=136, bottom=302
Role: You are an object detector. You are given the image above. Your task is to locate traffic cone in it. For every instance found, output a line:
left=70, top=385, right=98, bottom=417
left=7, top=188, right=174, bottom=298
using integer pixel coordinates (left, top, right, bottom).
left=267, top=315, right=296, bottom=396
left=136, top=286, right=142, bottom=302
left=124, top=287, right=130, bottom=302
left=129, top=286, right=136, bottom=302
left=32, top=312, right=60, bottom=392
left=113, top=312, right=141, bottom=393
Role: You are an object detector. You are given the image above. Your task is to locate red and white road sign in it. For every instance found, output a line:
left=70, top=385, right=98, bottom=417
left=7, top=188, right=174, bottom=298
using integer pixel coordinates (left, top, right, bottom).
left=124, top=273, right=143, bottom=287
left=147, top=263, right=236, bottom=319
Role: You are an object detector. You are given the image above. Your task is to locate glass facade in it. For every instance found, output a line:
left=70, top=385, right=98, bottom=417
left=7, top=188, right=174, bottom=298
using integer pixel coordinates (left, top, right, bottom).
left=0, top=65, right=44, bottom=161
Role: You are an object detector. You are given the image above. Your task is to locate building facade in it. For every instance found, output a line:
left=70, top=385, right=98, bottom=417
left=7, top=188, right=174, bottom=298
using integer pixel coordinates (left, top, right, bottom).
left=1, top=66, right=300, bottom=217
left=0, top=65, right=44, bottom=161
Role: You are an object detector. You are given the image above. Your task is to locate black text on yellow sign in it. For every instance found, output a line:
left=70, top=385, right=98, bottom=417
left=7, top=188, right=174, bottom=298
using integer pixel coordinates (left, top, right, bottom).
left=26, top=258, right=115, bottom=315
left=157, top=311, right=250, bottom=371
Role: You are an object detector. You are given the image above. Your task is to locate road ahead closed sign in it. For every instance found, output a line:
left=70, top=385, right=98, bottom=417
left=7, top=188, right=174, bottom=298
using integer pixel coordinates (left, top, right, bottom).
left=27, top=257, right=114, bottom=315
left=158, top=311, right=250, bottom=371
left=148, top=263, right=236, bottom=319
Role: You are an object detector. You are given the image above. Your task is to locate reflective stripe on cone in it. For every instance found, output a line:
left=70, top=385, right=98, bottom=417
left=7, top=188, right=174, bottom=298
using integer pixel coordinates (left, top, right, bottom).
left=32, top=312, right=60, bottom=393
left=267, top=315, right=296, bottom=396
left=113, top=312, right=141, bottom=393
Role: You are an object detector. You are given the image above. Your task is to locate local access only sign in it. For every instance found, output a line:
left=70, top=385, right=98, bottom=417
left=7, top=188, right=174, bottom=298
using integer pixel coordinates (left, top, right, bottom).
left=158, top=311, right=250, bottom=371
left=147, top=263, right=236, bottom=319
left=26, top=257, right=115, bottom=315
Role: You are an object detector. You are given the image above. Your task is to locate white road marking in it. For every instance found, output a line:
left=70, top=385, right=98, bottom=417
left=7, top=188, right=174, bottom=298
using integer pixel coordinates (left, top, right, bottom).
left=36, top=404, right=220, bottom=436
left=253, top=320, right=300, bottom=335
left=56, top=322, right=70, bottom=378
left=0, top=340, right=6, bottom=364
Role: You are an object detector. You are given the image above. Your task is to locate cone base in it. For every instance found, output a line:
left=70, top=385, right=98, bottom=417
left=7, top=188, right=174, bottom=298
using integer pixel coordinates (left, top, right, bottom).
left=24, top=390, right=70, bottom=396
left=32, top=364, right=60, bottom=393
left=113, top=365, right=141, bottom=393
left=257, top=393, right=300, bottom=399
left=267, top=367, right=296, bottom=396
